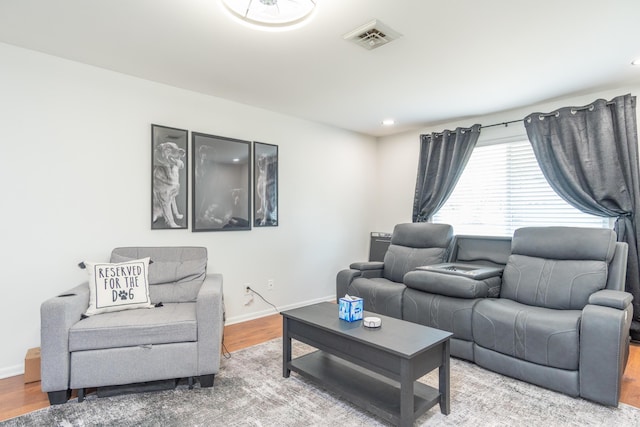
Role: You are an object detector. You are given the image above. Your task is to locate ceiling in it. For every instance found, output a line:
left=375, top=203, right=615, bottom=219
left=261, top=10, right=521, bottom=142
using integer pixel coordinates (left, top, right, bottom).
left=1, top=0, right=639, bottom=137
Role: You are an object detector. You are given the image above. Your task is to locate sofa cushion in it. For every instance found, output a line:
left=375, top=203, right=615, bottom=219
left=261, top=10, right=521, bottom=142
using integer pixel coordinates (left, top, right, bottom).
left=381, top=223, right=453, bottom=283
left=111, top=247, right=207, bottom=303
left=472, top=299, right=581, bottom=370
left=83, top=257, right=153, bottom=316
left=501, top=255, right=608, bottom=310
left=349, top=277, right=405, bottom=319
left=510, top=227, right=616, bottom=262
left=69, top=302, right=197, bottom=352
left=403, top=288, right=477, bottom=342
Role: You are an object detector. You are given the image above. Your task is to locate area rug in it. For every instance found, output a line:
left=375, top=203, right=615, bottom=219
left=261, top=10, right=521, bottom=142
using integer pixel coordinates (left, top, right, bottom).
left=2, top=339, right=639, bottom=426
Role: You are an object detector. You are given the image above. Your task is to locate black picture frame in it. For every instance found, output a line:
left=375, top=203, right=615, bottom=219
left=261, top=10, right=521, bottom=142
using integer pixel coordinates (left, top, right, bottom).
left=192, top=132, right=251, bottom=232
left=151, top=124, right=188, bottom=229
left=253, top=142, right=279, bottom=227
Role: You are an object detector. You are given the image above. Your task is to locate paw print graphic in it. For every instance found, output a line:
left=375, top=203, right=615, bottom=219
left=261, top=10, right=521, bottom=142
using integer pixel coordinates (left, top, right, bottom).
left=118, top=290, right=128, bottom=300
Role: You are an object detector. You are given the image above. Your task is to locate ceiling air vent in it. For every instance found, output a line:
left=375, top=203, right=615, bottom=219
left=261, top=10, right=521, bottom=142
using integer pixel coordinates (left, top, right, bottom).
left=343, top=19, right=402, bottom=50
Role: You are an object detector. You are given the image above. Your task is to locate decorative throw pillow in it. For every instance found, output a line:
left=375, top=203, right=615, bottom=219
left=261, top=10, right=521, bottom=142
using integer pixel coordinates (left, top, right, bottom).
left=84, top=257, right=153, bottom=316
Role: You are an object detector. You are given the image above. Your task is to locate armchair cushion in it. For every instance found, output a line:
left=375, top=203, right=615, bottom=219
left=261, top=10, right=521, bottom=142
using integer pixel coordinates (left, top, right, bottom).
left=69, top=302, right=197, bottom=352
left=84, top=257, right=152, bottom=316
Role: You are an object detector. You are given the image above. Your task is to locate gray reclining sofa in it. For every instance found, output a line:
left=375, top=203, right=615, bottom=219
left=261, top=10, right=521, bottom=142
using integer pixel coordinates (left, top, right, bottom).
left=40, top=246, right=224, bottom=404
left=337, top=224, right=633, bottom=406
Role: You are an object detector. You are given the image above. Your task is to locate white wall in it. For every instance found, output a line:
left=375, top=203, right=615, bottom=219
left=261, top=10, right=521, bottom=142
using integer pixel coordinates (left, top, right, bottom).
left=374, top=85, right=640, bottom=233
left=0, top=43, right=377, bottom=377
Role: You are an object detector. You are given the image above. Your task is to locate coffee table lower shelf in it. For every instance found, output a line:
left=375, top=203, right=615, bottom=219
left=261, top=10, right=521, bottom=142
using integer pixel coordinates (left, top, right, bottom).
left=289, top=350, right=440, bottom=425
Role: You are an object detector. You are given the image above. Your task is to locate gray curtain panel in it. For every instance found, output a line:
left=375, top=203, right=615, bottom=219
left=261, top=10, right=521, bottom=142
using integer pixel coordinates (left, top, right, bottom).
left=412, top=124, right=481, bottom=222
left=523, top=94, right=640, bottom=339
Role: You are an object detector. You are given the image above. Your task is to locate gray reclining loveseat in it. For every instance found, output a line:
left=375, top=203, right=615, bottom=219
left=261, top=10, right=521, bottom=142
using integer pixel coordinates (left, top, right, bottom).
left=337, top=225, right=633, bottom=406
left=40, top=246, right=224, bottom=404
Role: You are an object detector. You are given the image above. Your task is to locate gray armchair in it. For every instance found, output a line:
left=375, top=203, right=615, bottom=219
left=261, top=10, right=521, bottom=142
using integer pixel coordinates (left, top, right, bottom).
left=336, top=223, right=454, bottom=318
left=472, top=227, right=633, bottom=406
left=40, top=246, right=224, bottom=404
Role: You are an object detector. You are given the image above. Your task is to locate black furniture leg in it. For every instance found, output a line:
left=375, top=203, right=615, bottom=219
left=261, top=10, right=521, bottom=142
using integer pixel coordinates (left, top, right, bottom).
left=199, top=374, right=214, bottom=387
left=47, top=389, right=71, bottom=405
left=283, top=317, right=291, bottom=378
left=77, top=388, right=86, bottom=403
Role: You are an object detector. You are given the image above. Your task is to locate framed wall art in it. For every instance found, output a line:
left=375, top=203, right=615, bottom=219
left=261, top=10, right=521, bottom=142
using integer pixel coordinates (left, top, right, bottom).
left=192, top=132, right=251, bottom=232
left=151, top=124, right=188, bottom=229
left=253, top=142, right=278, bottom=227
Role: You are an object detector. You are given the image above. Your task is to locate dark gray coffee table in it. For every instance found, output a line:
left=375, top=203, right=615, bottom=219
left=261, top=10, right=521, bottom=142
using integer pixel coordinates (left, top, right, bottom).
left=282, top=302, right=452, bottom=426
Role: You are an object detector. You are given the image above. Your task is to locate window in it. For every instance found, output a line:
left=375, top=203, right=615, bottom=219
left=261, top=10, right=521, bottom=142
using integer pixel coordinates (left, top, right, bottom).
left=432, top=139, right=611, bottom=236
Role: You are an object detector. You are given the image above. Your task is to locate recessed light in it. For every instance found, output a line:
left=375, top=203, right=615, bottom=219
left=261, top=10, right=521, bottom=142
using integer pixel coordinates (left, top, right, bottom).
left=632, top=58, right=640, bottom=66
left=233, top=158, right=240, bottom=162
left=382, top=119, right=395, bottom=126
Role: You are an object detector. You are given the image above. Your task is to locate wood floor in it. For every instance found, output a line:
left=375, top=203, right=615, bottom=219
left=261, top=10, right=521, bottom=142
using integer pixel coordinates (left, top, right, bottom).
left=1, top=313, right=639, bottom=422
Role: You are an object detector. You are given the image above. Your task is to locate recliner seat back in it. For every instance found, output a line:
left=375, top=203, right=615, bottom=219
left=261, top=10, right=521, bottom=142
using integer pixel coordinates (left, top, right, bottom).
left=382, top=223, right=453, bottom=283
left=111, top=246, right=207, bottom=304
left=500, top=227, right=617, bottom=310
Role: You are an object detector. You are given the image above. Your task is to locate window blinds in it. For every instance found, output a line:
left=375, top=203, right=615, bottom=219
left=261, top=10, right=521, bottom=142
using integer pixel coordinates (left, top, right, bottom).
left=432, top=140, right=610, bottom=236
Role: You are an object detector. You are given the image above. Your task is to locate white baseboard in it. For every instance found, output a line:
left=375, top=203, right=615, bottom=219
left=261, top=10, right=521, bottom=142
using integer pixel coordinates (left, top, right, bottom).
left=0, top=364, right=23, bottom=380
left=225, top=295, right=335, bottom=325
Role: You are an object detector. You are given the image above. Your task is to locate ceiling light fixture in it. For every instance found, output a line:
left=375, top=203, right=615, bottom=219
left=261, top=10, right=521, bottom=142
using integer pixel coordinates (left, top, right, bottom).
left=221, top=0, right=317, bottom=31
left=632, top=58, right=640, bottom=66
left=382, top=119, right=395, bottom=126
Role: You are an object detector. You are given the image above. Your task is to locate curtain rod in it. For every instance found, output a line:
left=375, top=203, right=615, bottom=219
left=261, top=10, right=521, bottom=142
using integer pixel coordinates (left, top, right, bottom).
left=481, top=101, right=619, bottom=129
left=480, top=119, right=523, bottom=129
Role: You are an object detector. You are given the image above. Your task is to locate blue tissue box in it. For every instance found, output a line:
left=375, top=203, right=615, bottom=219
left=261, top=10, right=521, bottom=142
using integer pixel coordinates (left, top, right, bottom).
left=339, top=297, right=363, bottom=322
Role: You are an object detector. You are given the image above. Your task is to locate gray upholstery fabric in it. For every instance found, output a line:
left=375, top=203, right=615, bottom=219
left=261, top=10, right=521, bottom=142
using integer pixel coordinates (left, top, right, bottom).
left=111, top=247, right=207, bottom=303
left=501, top=227, right=616, bottom=310
left=589, top=289, right=634, bottom=309
left=451, top=235, right=512, bottom=267
left=69, top=303, right=197, bottom=352
left=382, top=223, right=453, bottom=283
left=390, top=222, right=454, bottom=248
left=473, top=299, right=581, bottom=370
left=403, top=288, right=476, bottom=343
left=70, top=342, right=198, bottom=389
left=471, top=228, right=632, bottom=406
left=40, top=284, right=90, bottom=393
left=580, top=301, right=634, bottom=406
left=501, top=255, right=608, bottom=310
left=510, top=227, right=616, bottom=261
left=40, top=246, right=223, bottom=402
left=196, top=274, right=224, bottom=376
left=404, top=270, right=501, bottom=299
left=474, top=345, right=580, bottom=398
left=349, top=277, right=404, bottom=319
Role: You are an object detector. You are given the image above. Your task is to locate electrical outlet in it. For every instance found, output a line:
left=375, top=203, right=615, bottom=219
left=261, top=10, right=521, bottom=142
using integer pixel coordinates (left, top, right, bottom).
left=244, top=284, right=253, bottom=305
left=267, top=279, right=274, bottom=290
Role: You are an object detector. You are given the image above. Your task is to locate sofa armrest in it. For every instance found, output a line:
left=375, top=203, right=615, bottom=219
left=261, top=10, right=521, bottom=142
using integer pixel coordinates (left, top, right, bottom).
left=404, top=269, right=502, bottom=299
left=349, top=261, right=384, bottom=271
left=588, top=289, right=633, bottom=310
left=337, top=264, right=384, bottom=301
left=580, top=291, right=633, bottom=406
left=40, top=283, right=90, bottom=393
left=196, top=273, right=224, bottom=376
